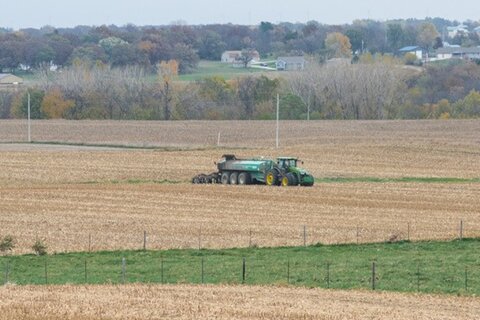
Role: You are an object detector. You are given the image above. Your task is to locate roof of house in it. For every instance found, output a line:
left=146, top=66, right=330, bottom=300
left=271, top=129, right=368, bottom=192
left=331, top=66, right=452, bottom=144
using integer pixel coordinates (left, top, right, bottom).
left=447, top=25, right=469, bottom=31
left=276, top=56, right=305, bottom=64
left=0, top=73, right=23, bottom=83
left=399, top=46, right=421, bottom=52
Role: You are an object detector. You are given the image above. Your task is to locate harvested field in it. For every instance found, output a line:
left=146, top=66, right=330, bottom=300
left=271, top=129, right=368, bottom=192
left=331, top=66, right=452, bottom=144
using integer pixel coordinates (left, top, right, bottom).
left=1, top=119, right=479, bottom=149
left=0, top=120, right=479, bottom=253
left=1, top=119, right=480, bottom=179
left=1, top=284, right=479, bottom=320
left=1, top=183, right=479, bottom=253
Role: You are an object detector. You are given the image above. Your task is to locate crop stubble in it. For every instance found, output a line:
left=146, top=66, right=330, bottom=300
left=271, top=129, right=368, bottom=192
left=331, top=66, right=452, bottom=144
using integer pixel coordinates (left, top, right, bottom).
left=1, top=284, right=479, bottom=320
left=0, top=120, right=479, bottom=253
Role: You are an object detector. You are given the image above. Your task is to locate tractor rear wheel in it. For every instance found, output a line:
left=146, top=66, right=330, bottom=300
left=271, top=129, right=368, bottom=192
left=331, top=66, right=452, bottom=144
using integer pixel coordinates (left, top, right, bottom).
left=221, top=172, right=230, bottom=185
left=229, top=172, right=238, bottom=185
left=265, top=170, right=278, bottom=186
left=238, top=172, right=250, bottom=185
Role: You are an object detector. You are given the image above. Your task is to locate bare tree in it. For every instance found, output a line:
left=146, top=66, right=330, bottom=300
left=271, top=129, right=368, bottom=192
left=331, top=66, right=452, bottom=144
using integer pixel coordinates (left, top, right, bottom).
left=37, top=63, right=153, bottom=119
left=287, top=58, right=409, bottom=119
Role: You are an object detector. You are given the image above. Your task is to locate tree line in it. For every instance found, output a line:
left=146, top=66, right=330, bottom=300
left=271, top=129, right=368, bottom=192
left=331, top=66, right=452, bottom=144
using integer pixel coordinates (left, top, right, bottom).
left=1, top=18, right=480, bottom=73
left=2, top=57, right=479, bottom=120
left=1, top=18, right=480, bottom=120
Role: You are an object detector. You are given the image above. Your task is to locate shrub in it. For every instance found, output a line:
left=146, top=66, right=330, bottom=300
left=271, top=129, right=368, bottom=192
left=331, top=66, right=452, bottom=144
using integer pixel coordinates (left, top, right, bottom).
left=404, top=53, right=418, bottom=65
left=0, top=235, right=15, bottom=254
left=32, top=239, right=47, bottom=256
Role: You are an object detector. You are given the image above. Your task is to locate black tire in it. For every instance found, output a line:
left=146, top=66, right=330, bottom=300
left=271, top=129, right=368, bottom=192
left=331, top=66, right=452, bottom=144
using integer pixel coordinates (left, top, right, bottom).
left=229, top=172, right=238, bottom=185
left=265, top=170, right=278, bottom=186
left=192, top=176, right=200, bottom=184
left=286, top=173, right=298, bottom=186
left=220, top=172, right=230, bottom=185
left=238, top=172, right=251, bottom=185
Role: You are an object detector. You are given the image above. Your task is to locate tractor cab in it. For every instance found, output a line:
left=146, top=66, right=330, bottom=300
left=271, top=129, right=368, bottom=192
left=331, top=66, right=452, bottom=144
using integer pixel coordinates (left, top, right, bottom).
left=276, top=157, right=298, bottom=170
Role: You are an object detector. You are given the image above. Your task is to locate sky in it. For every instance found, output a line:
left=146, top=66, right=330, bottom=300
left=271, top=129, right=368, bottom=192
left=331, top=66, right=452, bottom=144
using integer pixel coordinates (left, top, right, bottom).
left=2, top=0, right=479, bottom=30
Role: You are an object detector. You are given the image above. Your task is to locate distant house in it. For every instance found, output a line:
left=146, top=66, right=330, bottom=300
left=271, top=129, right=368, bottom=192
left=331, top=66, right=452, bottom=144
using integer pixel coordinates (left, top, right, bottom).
left=436, top=47, right=480, bottom=60
left=398, top=46, right=423, bottom=59
left=276, top=56, right=306, bottom=71
left=447, top=25, right=469, bottom=38
left=0, top=73, right=23, bottom=85
left=221, top=50, right=260, bottom=64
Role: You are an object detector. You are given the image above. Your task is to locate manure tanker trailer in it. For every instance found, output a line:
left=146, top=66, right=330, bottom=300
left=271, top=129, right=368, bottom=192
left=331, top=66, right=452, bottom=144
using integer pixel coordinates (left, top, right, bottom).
left=192, top=154, right=314, bottom=186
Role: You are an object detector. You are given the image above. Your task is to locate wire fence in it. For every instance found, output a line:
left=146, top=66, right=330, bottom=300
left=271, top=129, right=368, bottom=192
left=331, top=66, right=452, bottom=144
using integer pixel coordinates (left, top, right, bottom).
left=2, top=250, right=479, bottom=295
left=3, top=219, right=480, bottom=255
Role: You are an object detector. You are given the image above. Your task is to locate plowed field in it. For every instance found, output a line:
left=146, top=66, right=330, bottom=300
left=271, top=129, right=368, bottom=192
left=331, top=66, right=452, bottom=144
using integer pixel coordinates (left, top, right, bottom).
left=0, top=120, right=479, bottom=253
left=1, top=284, right=479, bottom=320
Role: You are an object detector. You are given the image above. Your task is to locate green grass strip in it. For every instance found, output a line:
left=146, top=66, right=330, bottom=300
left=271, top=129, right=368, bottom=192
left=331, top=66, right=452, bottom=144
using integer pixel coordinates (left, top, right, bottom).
left=317, top=177, right=480, bottom=184
left=1, top=239, right=479, bottom=295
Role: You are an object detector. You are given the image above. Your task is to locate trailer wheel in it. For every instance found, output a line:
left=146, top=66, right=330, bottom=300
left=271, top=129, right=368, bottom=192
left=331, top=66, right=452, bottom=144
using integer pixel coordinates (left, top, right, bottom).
left=265, top=170, right=277, bottom=186
left=221, top=172, right=230, bottom=185
left=238, top=172, right=250, bottom=185
left=229, top=172, right=238, bottom=185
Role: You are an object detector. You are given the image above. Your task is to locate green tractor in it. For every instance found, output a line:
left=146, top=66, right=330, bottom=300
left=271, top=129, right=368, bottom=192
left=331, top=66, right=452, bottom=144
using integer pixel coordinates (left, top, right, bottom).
left=265, top=157, right=314, bottom=187
left=192, top=155, right=314, bottom=186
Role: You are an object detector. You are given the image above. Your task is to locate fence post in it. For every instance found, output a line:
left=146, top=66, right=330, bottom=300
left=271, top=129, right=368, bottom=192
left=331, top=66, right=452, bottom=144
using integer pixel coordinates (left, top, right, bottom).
left=459, top=220, right=464, bottom=240
left=287, top=260, right=290, bottom=284
left=143, top=231, right=147, bottom=250
left=371, top=262, right=376, bottom=290
left=326, top=262, right=330, bottom=289
left=44, top=258, right=48, bottom=285
left=201, top=257, right=204, bottom=284
left=160, top=257, right=164, bottom=284
left=249, top=229, right=252, bottom=247
left=303, top=225, right=307, bottom=247
left=198, top=227, right=202, bottom=250
left=4, top=260, right=9, bottom=285
left=122, top=257, right=126, bottom=284
left=242, top=257, right=246, bottom=284
left=416, top=264, right=420, bottom=292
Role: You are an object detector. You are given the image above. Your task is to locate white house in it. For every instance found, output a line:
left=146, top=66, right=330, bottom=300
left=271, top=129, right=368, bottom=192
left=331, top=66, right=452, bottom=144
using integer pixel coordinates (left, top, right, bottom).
left=436, top=47, right=480, bottom=60
left=398, top=46, right=423, bottom=59
left=447, top=25, right=469, bottom=38
left=276, top=56, right=306, bottom=71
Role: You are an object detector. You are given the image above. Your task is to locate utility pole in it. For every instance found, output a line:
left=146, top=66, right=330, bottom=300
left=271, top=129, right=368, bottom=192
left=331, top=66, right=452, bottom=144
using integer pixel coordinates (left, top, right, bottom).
left=27, top=92, right=31, bottom=142
left=276, top=93, right=279, bottom=148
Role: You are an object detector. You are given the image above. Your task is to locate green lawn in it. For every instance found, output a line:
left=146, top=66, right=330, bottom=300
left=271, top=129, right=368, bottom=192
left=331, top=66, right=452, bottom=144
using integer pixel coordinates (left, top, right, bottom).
left=13, top=60, right=277, bottom=85
left=177, top=60, right=273, bottom=81
left=2, top=239, right=479, bottom=295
